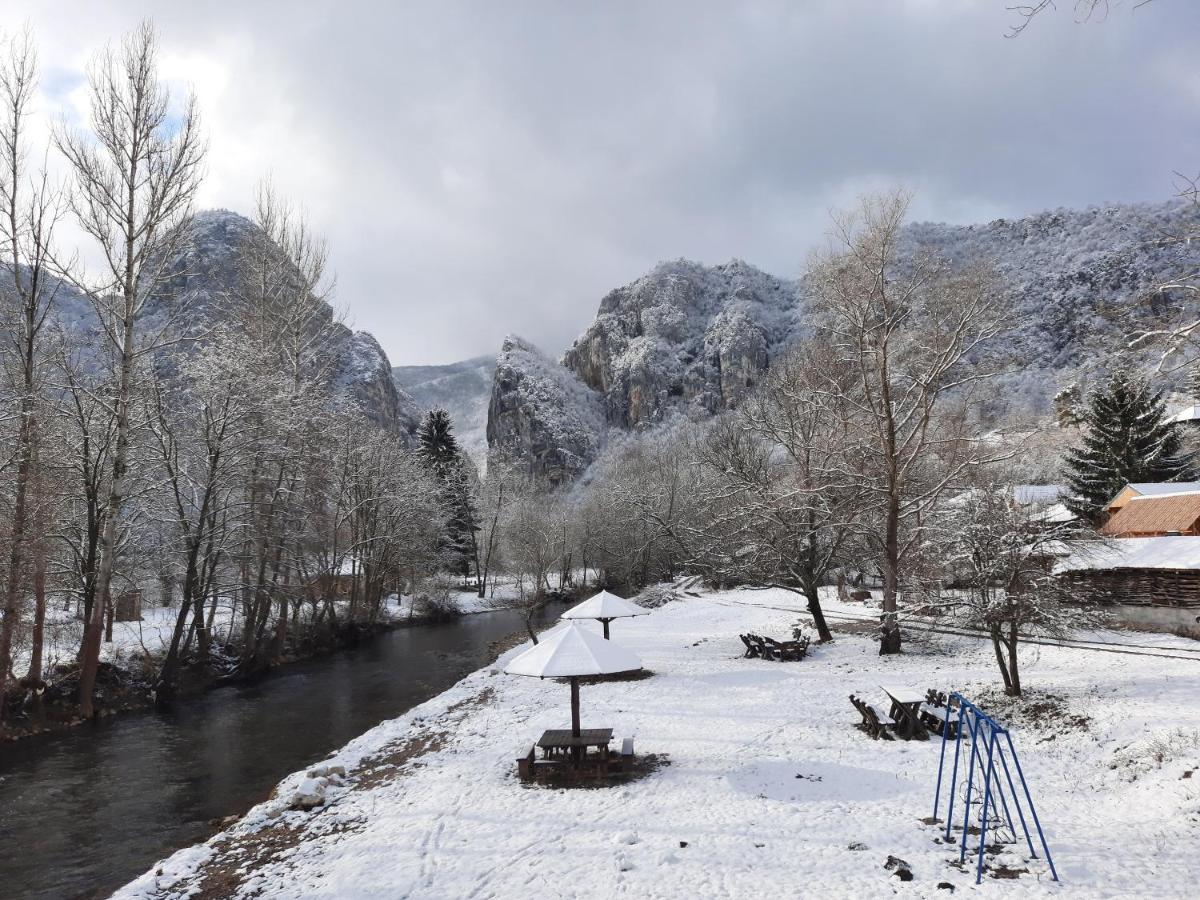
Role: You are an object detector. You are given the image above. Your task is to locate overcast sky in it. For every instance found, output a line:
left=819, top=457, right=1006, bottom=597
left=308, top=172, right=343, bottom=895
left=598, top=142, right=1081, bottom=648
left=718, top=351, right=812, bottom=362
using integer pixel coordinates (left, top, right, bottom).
left=6, top=0, right=1199, bottom=365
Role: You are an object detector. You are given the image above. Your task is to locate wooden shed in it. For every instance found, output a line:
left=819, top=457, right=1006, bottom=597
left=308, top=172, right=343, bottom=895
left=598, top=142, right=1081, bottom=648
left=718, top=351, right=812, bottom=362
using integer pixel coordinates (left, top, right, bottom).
left=1058, top=536, right=1200, bottom=634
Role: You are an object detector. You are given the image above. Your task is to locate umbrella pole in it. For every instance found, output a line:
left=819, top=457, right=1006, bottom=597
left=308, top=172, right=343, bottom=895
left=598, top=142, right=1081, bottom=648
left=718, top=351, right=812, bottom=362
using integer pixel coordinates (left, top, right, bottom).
left=602, top=618, right=611, bottom=640
left=570, top=675, right=582, bottom=767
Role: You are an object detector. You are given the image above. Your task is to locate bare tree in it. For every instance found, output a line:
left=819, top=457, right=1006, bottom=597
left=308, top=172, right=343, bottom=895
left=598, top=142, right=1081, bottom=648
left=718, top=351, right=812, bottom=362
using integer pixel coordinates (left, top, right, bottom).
left=54, top=21, right=206, bottom=717
left=1005, top=1, right=1151, bottom=37
left=807, top=190, right=1010, bottom=654
left=581, top=422, right=701, bottom=593
left=501, top=490, right=569, bottom=643
left=476, top=461, right=514, bottom=599
left=694, top=342, right=864, bottom=642
left=0, top=28, right=63, bottom=723
left=146, top=343, right=251, bottom=700
left=932, top=482, right=1103, bottom=695
left=227, top=185, right=345, bottom=670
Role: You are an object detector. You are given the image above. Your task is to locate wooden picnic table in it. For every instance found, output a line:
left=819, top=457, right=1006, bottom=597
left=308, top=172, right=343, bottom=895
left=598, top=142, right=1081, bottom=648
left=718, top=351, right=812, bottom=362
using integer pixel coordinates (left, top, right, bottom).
left=537, top=728, right=614, bottom=760
left=880, top=685, right=928, bottom=741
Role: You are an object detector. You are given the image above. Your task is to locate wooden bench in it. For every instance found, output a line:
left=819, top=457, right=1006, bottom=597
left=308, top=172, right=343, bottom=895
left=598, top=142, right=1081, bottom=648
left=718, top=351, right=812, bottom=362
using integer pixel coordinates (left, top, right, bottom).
left=739, top=634, right=760, bottom=658
left=849, top=694, right=895, bottom=740
left=516, top=745, right=567, bottom=782
left=517, top=745, right=535, bottom=781
left=746, top=634, right=809, bottom=662
left=783, top=634, right=811, bottom=660
left=919, top=702, right=960, bottom=738
left=752, top=634, right=777, bottom=660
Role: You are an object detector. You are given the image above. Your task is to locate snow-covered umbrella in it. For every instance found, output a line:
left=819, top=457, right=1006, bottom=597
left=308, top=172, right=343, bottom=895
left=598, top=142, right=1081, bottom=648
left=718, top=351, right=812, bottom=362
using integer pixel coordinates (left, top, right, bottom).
left=560, top=589, right=650, bottom=639
left=505, top=622, right=642, bottom=736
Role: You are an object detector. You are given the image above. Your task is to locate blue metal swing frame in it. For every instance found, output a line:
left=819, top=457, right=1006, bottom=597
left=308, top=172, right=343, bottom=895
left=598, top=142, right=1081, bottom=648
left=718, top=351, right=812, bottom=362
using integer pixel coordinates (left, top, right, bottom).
left=931, top=692, right=1059, bottom=885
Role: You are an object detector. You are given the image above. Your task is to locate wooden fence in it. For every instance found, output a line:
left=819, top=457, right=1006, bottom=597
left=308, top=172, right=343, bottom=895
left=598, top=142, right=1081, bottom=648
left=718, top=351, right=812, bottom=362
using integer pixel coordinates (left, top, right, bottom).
left=1062, top=568, right=1200, bottom=609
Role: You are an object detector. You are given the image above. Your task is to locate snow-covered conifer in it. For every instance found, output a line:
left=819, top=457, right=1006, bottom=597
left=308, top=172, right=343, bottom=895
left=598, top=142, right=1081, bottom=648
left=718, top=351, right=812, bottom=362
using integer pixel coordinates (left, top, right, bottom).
left=1063, top=367, right=1196, bottom=523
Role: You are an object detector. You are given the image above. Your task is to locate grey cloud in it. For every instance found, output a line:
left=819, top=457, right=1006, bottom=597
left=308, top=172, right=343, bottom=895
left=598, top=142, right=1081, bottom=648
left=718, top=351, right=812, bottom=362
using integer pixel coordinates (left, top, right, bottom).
left=8, top=0, right=1199, bottom=363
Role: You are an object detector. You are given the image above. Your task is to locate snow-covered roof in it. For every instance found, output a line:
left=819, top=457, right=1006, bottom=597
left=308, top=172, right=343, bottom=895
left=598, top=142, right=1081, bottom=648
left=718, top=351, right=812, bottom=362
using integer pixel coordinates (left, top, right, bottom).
left=1057, top=536, right=1200, bottom=572
left=1102, top=494, right=1200, bottom=536
left=946, top=484, right=1067, bottom=511
left=1029, top=502, right=1076, bottom=524
left=1013, top=484, right=1065, bottom=505
left=1123, top=482, right=1200, bottom=499
left=1170, top=404, right=1200, bottom=424
left=504, top=622, right=643, bottom=678
left=560, top=590, right=650, bottom=621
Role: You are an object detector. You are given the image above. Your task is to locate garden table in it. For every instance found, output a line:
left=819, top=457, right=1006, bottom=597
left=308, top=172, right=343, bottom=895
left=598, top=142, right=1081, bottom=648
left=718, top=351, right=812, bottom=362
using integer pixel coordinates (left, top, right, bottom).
left=880, top=684, right=928, bottom=740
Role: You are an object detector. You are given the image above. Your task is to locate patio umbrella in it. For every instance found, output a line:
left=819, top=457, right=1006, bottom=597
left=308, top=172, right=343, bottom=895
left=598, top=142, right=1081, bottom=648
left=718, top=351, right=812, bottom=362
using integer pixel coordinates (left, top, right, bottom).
left=560, top=589, right=650, bottom=639
left=505, top=622, right=642, bottom=736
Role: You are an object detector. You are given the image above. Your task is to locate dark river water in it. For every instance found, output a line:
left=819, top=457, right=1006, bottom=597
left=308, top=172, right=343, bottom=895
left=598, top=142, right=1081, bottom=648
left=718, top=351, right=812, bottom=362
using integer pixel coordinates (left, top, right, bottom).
left=0, top=607, right=554, bottom=900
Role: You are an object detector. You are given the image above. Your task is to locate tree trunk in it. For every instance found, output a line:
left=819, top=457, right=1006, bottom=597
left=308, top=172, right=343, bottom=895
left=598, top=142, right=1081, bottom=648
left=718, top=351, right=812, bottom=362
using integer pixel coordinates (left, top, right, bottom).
left=25, top=555, right=46, bottom=685
left=803, top=582, right=834, bottom=643
left=1006, top=621, right=1022, bottom=696
left=78, top=293, right=137, bottom=718
left=879, top=490, right=903, bottom=655
left=156, top=598, right=193, bottom=704
left=990, top=624, right=1013, bottom=693
left=0, top=397, right=34, bottom=723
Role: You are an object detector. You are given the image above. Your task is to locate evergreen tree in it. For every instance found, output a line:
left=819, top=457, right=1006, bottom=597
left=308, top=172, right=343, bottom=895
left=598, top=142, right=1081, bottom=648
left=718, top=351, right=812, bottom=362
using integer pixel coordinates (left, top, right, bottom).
left=418, top=409, right=481, bottom=577
left=418, top=409, right=461, bottom=471
left=1064, top=368, right=1196, bottom=523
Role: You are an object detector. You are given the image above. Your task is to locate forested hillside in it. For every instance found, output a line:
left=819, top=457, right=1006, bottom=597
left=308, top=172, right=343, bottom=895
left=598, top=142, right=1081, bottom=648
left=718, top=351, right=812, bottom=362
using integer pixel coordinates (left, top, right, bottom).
left=486, top=199, right=1200, bottom=479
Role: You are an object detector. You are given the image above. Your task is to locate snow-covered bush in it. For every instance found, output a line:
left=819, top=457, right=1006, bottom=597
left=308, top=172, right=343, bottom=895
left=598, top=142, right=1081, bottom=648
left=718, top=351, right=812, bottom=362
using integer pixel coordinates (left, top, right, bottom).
left=412, top=575, right=462, bottom=622
left=1110, top=729, right=1200, bottom=782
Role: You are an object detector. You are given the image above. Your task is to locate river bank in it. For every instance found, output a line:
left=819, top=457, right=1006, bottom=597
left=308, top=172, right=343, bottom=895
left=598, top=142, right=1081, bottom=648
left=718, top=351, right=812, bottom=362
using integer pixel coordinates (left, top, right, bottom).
left=0, top=604, right=564, bottom=900
left=0, top=590, right=528, bottom=744
left=115, top=586, right=1200, bottom=899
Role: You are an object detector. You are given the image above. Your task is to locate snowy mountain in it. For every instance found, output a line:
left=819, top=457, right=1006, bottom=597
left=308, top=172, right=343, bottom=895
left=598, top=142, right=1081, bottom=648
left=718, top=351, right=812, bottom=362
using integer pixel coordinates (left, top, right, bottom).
left=160, top=210, right=421, bottom=433
left=392, top=355, right=497, bottom=465
left=15, top=209, right=421, bottom=435
left=487, top=199, right=1200, bottom=481
left=563, top=259, right=800, bottom=428
left=486, top=336, right=605, bottom=483
left=486, top=260, right=797, bottom=480
left=902, top=200, right=1200, bottom=407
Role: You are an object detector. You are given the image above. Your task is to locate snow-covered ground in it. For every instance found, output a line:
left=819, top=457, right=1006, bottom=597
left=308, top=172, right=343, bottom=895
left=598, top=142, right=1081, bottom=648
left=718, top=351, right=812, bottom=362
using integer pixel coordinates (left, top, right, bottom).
left=116, top=588, right=1200, bottom=898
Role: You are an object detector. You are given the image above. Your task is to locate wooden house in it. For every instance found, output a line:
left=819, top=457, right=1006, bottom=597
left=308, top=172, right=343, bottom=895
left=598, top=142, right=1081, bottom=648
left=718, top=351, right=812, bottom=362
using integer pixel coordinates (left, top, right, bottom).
left=1105, top=482, right=1200, bottom=518
left=1101, top=491, right=1200, bottom=537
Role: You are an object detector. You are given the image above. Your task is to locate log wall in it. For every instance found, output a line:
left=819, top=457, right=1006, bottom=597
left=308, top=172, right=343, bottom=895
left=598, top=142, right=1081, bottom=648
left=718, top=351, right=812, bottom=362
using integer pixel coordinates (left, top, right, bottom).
left=1064, top=568, right=1200, bottom=609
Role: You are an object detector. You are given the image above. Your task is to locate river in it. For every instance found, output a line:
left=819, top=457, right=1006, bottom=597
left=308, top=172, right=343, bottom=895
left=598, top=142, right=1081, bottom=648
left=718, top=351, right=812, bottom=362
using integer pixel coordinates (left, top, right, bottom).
left=0, top=606, right=554, bottom=900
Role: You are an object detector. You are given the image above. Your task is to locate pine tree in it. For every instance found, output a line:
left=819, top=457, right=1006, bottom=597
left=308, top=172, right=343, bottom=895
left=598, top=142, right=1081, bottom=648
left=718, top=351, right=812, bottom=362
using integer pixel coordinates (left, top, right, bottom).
left=418, top=409, right=461, bottom=471
left=418, top=409, right=480, bottom=577
left=1189, top=361, right=1200, bottom=403
left=1064, top=368, right=1196, bottom=523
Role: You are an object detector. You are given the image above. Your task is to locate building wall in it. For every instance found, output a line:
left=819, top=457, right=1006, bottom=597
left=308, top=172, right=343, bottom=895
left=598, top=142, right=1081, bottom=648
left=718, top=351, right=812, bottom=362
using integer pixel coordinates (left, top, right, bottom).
left=1107, top=486, right=1141, bottom=514
left=1114, top=604, right=1200, bottom=636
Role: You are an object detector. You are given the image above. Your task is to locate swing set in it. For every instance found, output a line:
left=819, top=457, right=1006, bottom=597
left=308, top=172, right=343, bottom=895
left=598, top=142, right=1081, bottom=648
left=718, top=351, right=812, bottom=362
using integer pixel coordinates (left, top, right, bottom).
left=932, top=692, right=1059, bottom=885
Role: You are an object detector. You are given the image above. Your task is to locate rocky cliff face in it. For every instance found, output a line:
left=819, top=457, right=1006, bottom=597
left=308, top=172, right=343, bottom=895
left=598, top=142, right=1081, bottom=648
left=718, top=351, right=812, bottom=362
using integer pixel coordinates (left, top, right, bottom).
left=486, top=336, right=604, bottom=483
left=486, top=199, right=1200, bottom=482
left=112, top=208, right=419, bottom=435
left=562, top=259, right=799, bottom=428
left=334, top=330, right=421, bottom=435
